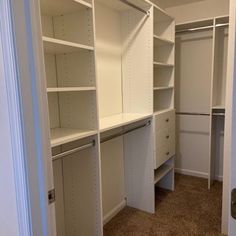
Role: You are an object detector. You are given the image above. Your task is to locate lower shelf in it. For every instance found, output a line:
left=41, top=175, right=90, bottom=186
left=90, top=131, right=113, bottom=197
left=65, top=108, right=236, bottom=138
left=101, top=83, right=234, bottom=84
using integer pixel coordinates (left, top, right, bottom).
left=51, top=128, right=97, bottom=147
left=154, top=164, right=173, bottom=184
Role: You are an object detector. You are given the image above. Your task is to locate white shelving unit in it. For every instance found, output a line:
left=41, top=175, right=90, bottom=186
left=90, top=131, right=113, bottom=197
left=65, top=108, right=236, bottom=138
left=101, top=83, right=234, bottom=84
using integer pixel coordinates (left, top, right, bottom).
left=152, top=4, right=175, bottom=193
left=209, top=16, right=229, bottom=188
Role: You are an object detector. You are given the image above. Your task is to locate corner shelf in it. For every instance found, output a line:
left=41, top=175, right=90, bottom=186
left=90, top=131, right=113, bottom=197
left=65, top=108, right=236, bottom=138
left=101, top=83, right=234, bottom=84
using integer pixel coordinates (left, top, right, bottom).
left=154, top=35, right=174, bottom=46
left=99, top=113, right=152, bottom=132
left=154, top=165, right=173, bottom=184
left=154, top=86, right=174, bottom=91
left=40, top=0, right=92, bottom=16
left=50, top=128, right=97, bottom=147
left=43, top=36, right=94, bottom=54
left=154, top=62, right=174, bottom=68
left=47, top=87, right=96, bottom=92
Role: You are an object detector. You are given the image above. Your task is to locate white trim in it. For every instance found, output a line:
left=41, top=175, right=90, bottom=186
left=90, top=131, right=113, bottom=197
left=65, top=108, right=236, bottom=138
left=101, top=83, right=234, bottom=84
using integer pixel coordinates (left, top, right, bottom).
left=103, top=200, right=126, bottom=226
left=0, top=0, right=32, bottom=235
left=175, top=168, right=223, bottom=181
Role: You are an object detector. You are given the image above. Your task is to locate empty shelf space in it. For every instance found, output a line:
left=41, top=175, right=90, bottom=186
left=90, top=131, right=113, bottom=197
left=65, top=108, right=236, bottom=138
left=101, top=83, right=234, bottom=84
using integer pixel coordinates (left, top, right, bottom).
left=154, top=62, right=174, bottom=68
left=154, top=165, right=173, bottom=184
left=212, top=105, right=225, bottom=110
left=153, top=5, right=174, bottom=23
left=100, top=113, right=152, bottom=132
left=40, top=0, right=92, bottom=16
left=50, top=128, right=97, bottom=147
left=154, top=35, right=174, bottom=46
left=154, top=108, right=175, bottom=116
left=154, top=86, right=174, bottom=91
left=47, top=87, right=96, bottom=92
left=43, top=36, right=94, bottom=54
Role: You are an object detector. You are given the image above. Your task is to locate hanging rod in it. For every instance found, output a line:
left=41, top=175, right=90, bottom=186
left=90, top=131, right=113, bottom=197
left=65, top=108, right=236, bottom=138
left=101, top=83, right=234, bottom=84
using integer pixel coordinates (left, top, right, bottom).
left=101, top=120, right=151, bottom=144
left=176, top=23, right=229, bottom=34
left=119, top=0, right=150, bottom=16
left=52, top=140, right=96, bottom=161
left=176, top=112, right=210, bottom=116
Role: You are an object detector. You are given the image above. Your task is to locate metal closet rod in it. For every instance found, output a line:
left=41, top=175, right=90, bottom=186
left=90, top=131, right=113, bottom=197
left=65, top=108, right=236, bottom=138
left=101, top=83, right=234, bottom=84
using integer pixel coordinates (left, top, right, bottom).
left=176, top=23, right=229, bottom=34
left=52, top=140, right=96, bottom=161
left=176, top=112, right=210, bottom=116
left=101, top=120, right=151, bottom=144
left=119, top=0, right=150, bottom=16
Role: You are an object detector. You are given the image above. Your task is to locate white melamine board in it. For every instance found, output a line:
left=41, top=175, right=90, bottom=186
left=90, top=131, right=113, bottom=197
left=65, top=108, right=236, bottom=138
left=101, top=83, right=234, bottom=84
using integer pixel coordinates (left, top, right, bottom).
left=175, top=30, right=213, bottom=113
left=154, top=164, right=173, bottom=184
left=95, top=3, right=123, bottom=118
left=124, top=120, right=154, bottom=213
left=122, top=8, right=153, bottom=114
left=40, top=0, right=92, bottom=16
left=154, top=62, right=174, bottom=67
left=154, top=43, right=174, bottom=64
left=62, top=146, right=100, bottom=235
left=100, top=137, right=125, bottom=219
left=154, top=66, right=174, bottom=87
left=52, top=159, right=66, bottom=236
left=43, top=37, right=94, bottom=54
left=47, top=87, right=96, bottom=92
left=44, top=51, right=95, bottom=88
left=47, top=91, right=97, bottom=133
left=165, top=0, right=229, bottom=24
left=96, top=0, right=151, bottom=12
left=53, top=10, right=94, bottom=46
left=154, top=89, right=174, bottom=112
left=154, top=35, right=174, bottom=46
left=153, top=86, right=174, bottom=90
left=99, top=113, right=152, bottom=132
left=50, top=128, right=97, bottom=147
left=175, top=115, right=210, bottom=176
left=212, top=26, right=228, bottom=107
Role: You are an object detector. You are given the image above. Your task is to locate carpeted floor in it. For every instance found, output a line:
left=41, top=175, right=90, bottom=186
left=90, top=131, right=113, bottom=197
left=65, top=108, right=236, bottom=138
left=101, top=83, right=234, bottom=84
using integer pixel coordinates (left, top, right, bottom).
left=104, top=174, right=224, bottom=236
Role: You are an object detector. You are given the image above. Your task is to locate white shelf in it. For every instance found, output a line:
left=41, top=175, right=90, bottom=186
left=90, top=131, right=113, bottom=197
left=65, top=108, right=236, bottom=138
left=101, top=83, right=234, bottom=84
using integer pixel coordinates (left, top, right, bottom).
left=43, top=36, right=94, bottom=54
left=51, top=128, right=97, bottom=147
left=154, top=62, right=174, bottom=68
left=154, top=108, right=175, bottom=116
left=40, top=0, right=92, bottom=16
left=212, top=105, right=225, bottom=110
left=154, top=35, right=174, bottom=46
left=100, top=113, right=152, bottom=132
left=154, top=86, right=174, bottom=91
left=47, top=87, right=96, bottom=92
left=154, top=165, right=173, bottom=184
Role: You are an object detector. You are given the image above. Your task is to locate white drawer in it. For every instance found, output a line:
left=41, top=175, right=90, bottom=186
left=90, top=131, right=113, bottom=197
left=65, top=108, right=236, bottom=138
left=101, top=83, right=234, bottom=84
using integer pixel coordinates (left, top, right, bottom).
left=155, top=128, right=175, bottom=149
left=155, top=110, right=175, bottom=131
left=155, top=139, right=175, bottom=169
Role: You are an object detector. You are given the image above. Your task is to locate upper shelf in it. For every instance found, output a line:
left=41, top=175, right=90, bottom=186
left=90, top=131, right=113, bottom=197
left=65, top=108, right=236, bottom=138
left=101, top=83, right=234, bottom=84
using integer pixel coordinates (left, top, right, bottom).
left=100, top=113, right=152, bottom=132
left=154, top=35, right=174, bottom=46
left=40, top=0, right=92, bottom=16
left=43, top=36, right=94, bottom=54
left=47, top=87, right=96, bottom=92
left=154, top=62, right=174, bottom=68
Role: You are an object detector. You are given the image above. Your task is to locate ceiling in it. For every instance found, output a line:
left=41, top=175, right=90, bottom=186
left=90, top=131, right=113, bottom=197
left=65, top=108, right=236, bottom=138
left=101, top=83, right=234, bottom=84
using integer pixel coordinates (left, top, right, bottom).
left=156, top=0, right=206, bottom=9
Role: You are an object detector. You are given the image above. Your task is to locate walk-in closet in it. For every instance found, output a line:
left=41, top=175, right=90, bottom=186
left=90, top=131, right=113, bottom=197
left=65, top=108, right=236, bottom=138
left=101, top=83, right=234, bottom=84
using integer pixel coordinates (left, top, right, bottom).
left=36, top=0, right=230, bottom=235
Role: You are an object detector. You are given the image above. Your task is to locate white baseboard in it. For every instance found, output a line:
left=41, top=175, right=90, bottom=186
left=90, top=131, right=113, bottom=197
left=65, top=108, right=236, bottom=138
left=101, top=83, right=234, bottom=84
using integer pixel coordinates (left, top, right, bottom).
left=175, top=168, right=223, bottom=182
left=103, top=200, right=126, bottom=225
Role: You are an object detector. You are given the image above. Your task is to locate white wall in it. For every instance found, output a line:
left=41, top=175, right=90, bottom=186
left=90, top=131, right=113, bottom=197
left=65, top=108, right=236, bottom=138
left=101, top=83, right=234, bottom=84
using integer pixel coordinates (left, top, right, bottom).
left=166, top=0, right=229, bottom=24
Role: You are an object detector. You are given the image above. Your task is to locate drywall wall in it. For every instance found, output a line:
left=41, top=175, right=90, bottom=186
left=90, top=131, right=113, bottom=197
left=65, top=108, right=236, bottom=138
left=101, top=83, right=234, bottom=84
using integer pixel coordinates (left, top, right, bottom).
left=165, top=0, right=229, bottom=24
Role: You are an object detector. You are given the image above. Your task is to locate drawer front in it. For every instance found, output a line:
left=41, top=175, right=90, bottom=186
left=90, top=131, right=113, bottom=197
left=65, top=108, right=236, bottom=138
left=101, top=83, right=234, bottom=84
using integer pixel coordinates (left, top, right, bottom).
left=155, top=128, right=175, bottom=149
left=155, top=139, right=175, bottom=169
left=155, top=110, right=175, bottom=131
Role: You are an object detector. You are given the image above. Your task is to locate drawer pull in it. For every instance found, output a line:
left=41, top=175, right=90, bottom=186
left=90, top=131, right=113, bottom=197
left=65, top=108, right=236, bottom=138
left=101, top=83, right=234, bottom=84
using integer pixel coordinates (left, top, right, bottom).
left=166, top=135, right=170, bottom=139
left=166, top=118, right=169, bottom=122
left=166, top=152, right=170, bottom=155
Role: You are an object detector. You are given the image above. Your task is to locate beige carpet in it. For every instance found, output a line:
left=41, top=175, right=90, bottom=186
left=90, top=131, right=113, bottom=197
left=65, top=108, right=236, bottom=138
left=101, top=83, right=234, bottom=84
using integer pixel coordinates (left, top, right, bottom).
left=104, top=174, right=224, bottom=236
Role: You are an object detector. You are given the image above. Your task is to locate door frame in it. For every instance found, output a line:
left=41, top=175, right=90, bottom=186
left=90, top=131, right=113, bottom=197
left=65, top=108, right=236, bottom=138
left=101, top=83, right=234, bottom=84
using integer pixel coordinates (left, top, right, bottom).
left=0, top=0, right=56, bottom=235
left=222, top=0, right=236, bottom=234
